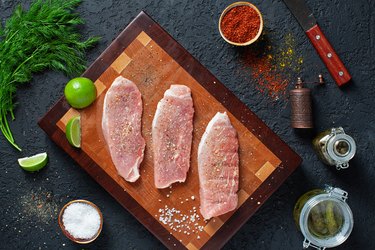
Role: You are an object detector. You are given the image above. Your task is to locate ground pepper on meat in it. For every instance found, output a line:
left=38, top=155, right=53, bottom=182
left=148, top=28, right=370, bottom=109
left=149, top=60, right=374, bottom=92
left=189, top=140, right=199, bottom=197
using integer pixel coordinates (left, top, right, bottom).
left=221, top=5, right=260, bottom=43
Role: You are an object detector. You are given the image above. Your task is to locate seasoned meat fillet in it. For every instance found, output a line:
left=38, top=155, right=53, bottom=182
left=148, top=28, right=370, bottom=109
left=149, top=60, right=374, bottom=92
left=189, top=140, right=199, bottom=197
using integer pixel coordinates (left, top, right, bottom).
left=102, top=76, right=145, bottom=182
left=152, top=85, right=194, bottom=189
left=198, top=112, right=239, bottom=220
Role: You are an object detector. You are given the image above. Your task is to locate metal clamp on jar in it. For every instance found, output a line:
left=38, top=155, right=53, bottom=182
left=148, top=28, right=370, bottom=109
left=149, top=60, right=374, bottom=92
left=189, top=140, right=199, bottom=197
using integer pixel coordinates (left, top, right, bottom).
left=312, top=127, right=356, bottom=170
left=293, top=186, right=354, bottom=249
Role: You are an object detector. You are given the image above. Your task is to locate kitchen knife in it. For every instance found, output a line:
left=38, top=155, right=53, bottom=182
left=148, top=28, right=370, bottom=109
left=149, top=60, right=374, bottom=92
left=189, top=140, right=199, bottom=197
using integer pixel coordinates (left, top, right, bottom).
left=283, top=0, right=351, bottom=86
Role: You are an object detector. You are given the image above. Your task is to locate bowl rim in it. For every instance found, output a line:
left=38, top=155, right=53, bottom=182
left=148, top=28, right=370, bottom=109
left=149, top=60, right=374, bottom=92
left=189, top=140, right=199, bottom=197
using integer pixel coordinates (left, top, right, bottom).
left=218, top=1, right=264, bottom=46
left=58, top=199, right=103, bottom=244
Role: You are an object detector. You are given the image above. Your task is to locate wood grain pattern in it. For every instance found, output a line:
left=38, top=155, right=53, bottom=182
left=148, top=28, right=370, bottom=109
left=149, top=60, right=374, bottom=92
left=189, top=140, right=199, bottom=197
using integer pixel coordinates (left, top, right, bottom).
left=306, top=24, right=351, bottom=86
left=38, top=11, right=301, bottom=249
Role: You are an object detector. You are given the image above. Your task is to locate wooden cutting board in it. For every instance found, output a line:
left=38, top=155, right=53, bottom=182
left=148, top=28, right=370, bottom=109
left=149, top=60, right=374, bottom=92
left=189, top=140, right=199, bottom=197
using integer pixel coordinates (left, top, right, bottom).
left=39, top=11, right=301, bottom=249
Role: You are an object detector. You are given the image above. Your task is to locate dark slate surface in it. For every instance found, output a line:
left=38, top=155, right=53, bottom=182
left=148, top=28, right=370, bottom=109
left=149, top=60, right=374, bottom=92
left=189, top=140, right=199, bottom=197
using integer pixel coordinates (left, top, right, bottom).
left=0, top=0, right=374, bottom=249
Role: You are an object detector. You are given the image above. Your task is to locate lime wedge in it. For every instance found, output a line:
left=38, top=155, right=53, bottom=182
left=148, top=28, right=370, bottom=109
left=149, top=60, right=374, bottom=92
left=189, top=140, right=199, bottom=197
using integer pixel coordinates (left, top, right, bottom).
left=18, top=152, right=48, bottom=172
left=66, top=116, right=81, bottom=148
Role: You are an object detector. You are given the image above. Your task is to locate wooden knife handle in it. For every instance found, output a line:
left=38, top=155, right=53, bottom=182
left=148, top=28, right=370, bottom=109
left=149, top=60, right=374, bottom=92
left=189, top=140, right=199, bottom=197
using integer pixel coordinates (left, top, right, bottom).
left=306, top=24, right=351, bottom=86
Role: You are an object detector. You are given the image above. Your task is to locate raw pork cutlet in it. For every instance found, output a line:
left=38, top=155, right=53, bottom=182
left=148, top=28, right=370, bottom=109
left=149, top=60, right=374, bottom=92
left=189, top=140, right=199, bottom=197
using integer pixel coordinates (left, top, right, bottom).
left=152, top=85, right=194, bottom=189
left=198, top=112, right=239, bottom=220
left=102, top=76, right=145, bottom=182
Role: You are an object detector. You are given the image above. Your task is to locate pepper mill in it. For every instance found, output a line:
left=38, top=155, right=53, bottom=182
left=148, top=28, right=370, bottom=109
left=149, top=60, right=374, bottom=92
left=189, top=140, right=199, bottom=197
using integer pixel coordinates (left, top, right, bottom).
left=290, top=75, right=324, bottom=128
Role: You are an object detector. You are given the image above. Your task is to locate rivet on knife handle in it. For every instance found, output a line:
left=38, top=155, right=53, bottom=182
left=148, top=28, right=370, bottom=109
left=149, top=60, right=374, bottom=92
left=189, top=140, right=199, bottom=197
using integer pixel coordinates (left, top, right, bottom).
left=306, top=24, right=351, bottom=86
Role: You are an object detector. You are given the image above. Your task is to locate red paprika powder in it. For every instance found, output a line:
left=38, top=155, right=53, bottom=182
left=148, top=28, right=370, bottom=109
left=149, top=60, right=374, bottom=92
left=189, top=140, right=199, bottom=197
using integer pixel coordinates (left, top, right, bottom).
left=221, top=5, right=261, bottom=44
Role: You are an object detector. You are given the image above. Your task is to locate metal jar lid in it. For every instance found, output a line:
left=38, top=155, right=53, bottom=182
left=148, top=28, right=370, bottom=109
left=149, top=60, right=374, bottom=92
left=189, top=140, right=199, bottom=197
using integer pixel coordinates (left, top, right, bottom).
left=326, top=129, right=356, bottom=170
left=299, top=187, right=354, bottom=249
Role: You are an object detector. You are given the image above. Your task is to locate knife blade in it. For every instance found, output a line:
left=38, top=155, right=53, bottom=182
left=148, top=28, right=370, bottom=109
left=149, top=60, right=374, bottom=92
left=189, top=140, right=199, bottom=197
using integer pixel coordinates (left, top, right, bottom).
left=283, top=0, right=351, bottom=86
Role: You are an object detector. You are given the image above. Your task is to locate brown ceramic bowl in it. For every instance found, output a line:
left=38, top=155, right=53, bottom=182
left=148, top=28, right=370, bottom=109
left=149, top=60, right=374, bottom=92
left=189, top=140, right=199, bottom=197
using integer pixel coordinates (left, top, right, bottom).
left=218, top=2, right=264, bottom=46
left=58, top=199, right=103, bottom=244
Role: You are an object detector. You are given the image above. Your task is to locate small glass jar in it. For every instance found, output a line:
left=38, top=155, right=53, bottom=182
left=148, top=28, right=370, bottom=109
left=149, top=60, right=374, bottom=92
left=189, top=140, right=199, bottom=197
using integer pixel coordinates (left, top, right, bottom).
left=312, top=127, right=356, bottom=170
left=293, top=186, right=353, bottom=249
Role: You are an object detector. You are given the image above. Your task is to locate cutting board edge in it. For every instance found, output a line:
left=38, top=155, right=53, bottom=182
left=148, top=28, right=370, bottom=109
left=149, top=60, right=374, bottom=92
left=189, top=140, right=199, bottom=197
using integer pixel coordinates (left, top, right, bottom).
left=38, top=10, right=302, bottom=250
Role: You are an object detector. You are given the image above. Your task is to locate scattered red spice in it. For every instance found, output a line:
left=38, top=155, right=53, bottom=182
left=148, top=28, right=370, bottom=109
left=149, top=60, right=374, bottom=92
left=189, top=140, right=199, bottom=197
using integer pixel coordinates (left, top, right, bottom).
left=249, top=55, right=288, bottom=99
left=221, top=5, right=261, bottom=43
left=238, top=33, right=303, bottom=101
left=239, top=47, right=287, bottom=100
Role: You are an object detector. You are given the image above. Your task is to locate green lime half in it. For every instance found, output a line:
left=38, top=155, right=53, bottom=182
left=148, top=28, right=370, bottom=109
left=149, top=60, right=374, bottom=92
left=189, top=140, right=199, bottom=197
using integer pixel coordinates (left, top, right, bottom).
left=64, top=77, right=97, bottom=109
left=66, top=116, right=81, bottom=148
left=18, top=152, right=48, bottom=172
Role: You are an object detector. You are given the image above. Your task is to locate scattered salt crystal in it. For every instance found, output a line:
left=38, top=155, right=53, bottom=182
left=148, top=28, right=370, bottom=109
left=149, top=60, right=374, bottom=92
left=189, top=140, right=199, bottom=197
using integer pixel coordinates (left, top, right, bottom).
left=191, top=196, right=195, bottom=200
left=156, top=205, right=208, bottom=237
left=166, top=194, right=170, bottom=198
left=197, top=235, right=201, bottom=239
left=62, top=202, right=101, bottom=240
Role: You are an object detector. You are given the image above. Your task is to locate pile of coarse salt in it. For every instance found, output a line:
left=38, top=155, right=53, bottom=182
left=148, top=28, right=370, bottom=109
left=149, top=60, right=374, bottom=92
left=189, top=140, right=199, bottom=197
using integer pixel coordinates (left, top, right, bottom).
left=157, top=203, right=204, bottom=240
left=62, top=202, right=101, bottom=240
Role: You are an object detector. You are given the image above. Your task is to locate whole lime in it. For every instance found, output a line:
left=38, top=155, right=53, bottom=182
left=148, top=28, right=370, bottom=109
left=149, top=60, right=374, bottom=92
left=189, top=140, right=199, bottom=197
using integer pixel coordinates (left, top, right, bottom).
left=64, top=77, right=97, bottom=109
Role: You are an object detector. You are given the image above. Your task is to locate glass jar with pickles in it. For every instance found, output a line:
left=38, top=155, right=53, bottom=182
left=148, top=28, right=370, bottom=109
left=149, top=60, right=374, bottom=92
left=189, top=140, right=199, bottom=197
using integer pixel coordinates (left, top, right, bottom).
left=312, top=127, right=356, bottom=170
left=293, top=186, right=353, bottom=249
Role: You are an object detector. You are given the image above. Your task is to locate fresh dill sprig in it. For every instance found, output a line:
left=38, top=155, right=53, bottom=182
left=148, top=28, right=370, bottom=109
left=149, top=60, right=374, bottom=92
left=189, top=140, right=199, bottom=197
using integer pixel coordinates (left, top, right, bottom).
left=0, top=0, right=100, bottom=151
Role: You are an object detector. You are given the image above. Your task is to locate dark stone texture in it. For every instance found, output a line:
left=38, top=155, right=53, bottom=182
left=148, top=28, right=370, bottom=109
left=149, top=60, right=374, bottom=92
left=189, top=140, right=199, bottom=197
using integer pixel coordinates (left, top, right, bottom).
left=0, top=0, right=374, bottom=249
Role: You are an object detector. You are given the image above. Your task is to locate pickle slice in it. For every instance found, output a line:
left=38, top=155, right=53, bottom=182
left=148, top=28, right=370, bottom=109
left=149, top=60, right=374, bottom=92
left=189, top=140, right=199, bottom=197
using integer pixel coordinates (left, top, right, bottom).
left=308, top=204, right=328, bottom=238
left=325, top=201, right=339, bottom=235
left=333, top=203, right=344, bottom=232
left=309, top=204, right=327, bottom=235
left=307, top=200, right=344, bottom=239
